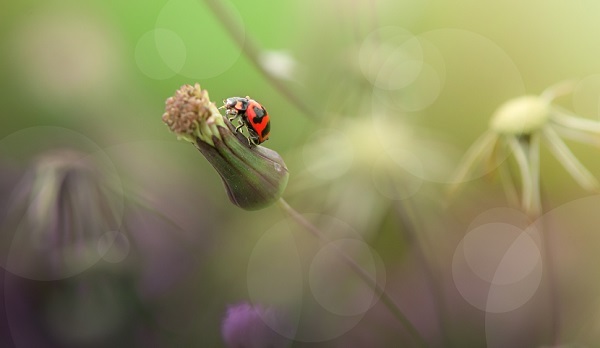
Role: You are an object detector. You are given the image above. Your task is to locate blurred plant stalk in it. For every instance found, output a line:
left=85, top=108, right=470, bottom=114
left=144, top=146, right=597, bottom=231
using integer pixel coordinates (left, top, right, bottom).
left=277, top=198, right=430, bottom=347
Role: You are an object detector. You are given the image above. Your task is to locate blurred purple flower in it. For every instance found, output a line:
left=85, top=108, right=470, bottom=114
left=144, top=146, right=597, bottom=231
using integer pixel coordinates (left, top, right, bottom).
left=221, top=302, right=292, bottom=348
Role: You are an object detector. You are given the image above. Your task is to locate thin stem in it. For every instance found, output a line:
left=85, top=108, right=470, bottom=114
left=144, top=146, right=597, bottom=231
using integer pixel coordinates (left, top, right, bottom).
left=202, top=0, right=316, bottom=119
left=393, top=199, right=452, bottom=347
left=278, top=198, right=429, bottom=348
left=535, top=184, right=561, bottom=346
left=498, top=156, right=520, bottom=208
left=116, top=187, right=204, bottom=263
left=528, top=133, right=541, bottom=216
left=449, top=130, right=498, bottom=196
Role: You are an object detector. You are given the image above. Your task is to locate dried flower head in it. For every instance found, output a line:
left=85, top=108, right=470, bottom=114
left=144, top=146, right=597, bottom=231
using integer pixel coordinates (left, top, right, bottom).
left=162, top=83, right=225, bottom=145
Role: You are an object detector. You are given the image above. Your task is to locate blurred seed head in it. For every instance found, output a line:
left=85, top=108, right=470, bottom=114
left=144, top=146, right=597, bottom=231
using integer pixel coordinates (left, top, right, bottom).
left=0, top=148, right=124, bottom=280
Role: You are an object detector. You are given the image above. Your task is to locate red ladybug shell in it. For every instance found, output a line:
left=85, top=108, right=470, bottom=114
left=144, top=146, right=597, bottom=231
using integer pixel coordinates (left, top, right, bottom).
left=224, top=96, right=270, bottom=145
left=244, top=100, right=270, bottom=144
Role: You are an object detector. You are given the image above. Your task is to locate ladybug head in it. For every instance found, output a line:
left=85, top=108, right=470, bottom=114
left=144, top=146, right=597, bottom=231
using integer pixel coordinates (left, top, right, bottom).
left=224, top=97, right=238, bottom=108
left=223, top=97, right=250, bottom=114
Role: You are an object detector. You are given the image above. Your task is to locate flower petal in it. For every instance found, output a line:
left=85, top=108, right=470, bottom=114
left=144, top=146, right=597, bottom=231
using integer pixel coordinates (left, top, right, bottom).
left=543, top=126, right=599, bottom=192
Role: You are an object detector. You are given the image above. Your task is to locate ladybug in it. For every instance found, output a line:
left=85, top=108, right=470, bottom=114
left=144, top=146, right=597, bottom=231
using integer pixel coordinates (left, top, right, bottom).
left=222, top=96, right=271, bottom=146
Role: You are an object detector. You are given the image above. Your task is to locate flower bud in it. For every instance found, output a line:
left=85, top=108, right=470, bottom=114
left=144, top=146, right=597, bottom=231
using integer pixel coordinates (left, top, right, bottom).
left=162, top=84, right=289, bottom=210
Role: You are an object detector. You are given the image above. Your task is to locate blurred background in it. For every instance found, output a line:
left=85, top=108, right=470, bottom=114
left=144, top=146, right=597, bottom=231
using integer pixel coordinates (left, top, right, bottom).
left=2, top=0, right=600, bottom=347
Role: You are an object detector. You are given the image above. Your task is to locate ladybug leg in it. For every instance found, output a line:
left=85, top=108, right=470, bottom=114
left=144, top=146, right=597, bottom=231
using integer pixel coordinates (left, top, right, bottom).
left=234, top=119, right=246, bottom=133
left=228, top=112, right=240, bottom=122
left=247, top=128, right=260, bottom=146
left=246, top=135, right=259, bottom=147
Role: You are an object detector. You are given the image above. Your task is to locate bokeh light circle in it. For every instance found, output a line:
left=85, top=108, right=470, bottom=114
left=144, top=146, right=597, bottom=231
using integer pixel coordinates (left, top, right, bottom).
left=155, top=0, right=245, bottom=79
left=462, top=223, right=540, bottom=285
left=135, top=28, right=186, bottom=80
left=573, top=74, right=600, bottom=120
left=302, top=130, right=354, bottom=181
left=359, top=26, right=423, bottom=90
left=452, top=220, right=543, bottom=313
left=483, top=196, right=600, bottom=346
left=97, top=230, right=130, bottom=263
left=247, top=215, right=377, bottom=342
left=309, top=238, right=385, bottom=317
left=370, top=28, right=525, bottom=185
left=375, top=62, right=443, bottom=112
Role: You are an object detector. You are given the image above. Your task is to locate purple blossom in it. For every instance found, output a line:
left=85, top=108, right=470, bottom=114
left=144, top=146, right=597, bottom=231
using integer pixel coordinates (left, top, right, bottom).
left=221, top=302, right=293, bottom=348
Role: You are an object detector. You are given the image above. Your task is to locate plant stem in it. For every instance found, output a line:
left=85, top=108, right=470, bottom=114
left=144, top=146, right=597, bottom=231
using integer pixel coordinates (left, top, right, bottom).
left=536, top=186, right=561, bottom=346
left=202, top=0, right=316, bottom=119
left=393, top=199, right=452, bottom=347
left=278, top=198, right=429, bottom=348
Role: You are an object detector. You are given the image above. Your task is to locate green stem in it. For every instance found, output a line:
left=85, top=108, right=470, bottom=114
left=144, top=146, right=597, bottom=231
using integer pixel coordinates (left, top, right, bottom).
left=278, top=198, right=429, bottom=347
left=202, top=0, right=316, bottom=119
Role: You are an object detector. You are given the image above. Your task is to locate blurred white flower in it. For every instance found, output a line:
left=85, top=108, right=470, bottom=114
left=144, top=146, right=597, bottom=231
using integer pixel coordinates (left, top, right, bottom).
left=292, top=115, right=450, bottom=235
left=259, top=50, right=301, bottom=82
left=452, top=81, right=600, bottom=216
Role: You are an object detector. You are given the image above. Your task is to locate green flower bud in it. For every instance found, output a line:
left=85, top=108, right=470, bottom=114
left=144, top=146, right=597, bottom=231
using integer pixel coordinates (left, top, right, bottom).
left=162, top=84, right=289, bottom=210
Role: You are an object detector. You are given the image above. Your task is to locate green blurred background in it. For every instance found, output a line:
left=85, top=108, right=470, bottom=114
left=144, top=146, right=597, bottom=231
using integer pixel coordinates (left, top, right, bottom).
left=3, top=0, right=600, bottom=347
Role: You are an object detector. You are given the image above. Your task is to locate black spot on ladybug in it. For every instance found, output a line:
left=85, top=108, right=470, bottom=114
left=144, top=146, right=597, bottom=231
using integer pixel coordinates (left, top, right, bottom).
left=251, top=105, right=267, bottom=124
left=261, top=120, right=271, bottom=138
left=236, top=98, right=249, bottom=111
